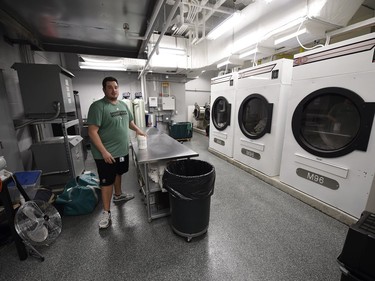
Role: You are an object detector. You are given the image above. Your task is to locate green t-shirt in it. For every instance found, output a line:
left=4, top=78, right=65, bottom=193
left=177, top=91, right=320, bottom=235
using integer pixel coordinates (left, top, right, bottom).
left=87, top=98, right=134, bottom=159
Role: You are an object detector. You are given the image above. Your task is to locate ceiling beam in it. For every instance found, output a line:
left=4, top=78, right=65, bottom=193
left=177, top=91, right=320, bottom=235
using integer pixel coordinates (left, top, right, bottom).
left=0, top=8, right=42, bottom=50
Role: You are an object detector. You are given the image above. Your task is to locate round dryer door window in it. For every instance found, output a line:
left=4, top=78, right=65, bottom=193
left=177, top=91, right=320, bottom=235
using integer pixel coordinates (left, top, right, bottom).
left=212, top=97, right=231, bottom=131
left=292, top=87, right=375, bottom=158
left=238, top=94, right=273, bottom=139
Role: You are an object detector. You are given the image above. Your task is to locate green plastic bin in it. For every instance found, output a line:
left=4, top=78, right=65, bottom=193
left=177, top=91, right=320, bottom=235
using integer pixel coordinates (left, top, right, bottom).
left=169, top=122, right=193, bottom=140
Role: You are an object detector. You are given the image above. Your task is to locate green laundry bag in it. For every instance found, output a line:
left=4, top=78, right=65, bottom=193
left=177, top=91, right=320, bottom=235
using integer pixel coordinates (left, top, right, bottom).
left=56, top=174, right=100, bottom=216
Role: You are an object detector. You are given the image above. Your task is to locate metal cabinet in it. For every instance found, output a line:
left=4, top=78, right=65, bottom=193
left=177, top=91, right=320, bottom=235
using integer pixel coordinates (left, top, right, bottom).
left=11, top=63, right=85, bottom=189
left=30, top=119, right=85, bottom=188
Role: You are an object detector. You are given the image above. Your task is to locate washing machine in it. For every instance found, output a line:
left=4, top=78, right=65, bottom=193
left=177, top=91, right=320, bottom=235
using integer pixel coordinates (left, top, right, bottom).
left=209, top=72, right=238, bottom=158
left=233, top=59, right=293, bottom=176
left=279, top=32, right=375, bottom=219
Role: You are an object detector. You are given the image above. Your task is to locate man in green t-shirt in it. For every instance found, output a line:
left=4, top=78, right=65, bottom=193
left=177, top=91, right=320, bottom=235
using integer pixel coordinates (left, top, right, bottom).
left=87, top=76, right=145, bottom=229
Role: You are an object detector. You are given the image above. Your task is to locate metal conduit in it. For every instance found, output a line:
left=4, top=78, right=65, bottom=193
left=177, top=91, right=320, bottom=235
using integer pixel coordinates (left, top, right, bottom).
left=125, top=0, right=166, bottom=41
left=139, top=0, right=182, bottom=78
left=181, top=0, right=232, bottom=15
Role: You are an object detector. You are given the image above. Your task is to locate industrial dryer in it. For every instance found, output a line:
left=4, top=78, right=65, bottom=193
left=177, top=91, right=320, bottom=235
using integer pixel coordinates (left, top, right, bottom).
left=279, top=33, right=375, bottom=218
left=209, top=72, right=238, bottom=158
left=233, top=59, right=293, bottom=176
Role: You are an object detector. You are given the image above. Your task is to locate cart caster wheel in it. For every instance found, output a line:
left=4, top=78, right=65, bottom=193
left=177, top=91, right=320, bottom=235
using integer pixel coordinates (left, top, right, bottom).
left=186, top=237, right=192, bottom=242
left=29, top=250, right=45, bottom=262
left=148, top=218, right=152, bottom=223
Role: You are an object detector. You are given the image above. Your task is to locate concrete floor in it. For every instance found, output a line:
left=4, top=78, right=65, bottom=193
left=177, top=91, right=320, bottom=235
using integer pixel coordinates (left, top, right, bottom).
left=0, top=132, right=348, bottom=281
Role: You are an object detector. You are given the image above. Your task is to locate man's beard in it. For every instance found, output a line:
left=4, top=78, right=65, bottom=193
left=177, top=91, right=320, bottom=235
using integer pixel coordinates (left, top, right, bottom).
left=106, top=95, right=117, bottom=102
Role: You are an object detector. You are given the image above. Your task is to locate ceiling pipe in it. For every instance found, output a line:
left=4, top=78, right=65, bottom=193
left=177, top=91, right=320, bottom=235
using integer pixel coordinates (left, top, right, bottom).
left=192, top=8, right=207, bottom=45
left=171, top=0, right=231, bottom=39
left=181, top=0, right=232, bottom=15
left=125, top=0, right=166, bottom=41
left=139, top=0, right=182, bottom=78
left=188, top=0, right=227, bottom=45
left=171, top=3, right=186, bottom=36
left=197, top=0, right=209, bottom=12
left=200, top=0, right=228, bottom=23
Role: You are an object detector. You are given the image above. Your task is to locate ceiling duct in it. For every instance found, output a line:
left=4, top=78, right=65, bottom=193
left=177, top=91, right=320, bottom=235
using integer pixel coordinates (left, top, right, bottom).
left=307, top=0, right=364, bottom=27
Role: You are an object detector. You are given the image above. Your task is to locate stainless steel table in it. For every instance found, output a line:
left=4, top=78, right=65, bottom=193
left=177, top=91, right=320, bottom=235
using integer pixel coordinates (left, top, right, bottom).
left=131, top=133, right=199, bottom=222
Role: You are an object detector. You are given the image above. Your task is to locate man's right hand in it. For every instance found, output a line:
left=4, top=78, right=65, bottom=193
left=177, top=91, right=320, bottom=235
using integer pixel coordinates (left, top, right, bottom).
left=102, top=151, right=115, bottom=164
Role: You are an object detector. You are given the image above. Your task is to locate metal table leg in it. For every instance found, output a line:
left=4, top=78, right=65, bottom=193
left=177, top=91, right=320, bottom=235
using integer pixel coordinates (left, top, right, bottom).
left=143, top=163, right=152, bottom=222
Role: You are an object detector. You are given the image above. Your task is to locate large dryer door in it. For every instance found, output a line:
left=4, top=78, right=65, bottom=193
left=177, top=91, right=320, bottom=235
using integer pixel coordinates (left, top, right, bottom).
left=212, top=96, right=231, bottom=131
left=292, top=87, right=375, bottom=158
left=238, top=94, right=273, bottom=139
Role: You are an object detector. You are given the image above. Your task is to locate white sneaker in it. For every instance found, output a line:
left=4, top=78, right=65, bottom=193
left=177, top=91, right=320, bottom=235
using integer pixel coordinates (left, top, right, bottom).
left=113, top=193, right=135, bottom=203
left=99, top=211, right=111, bottom=229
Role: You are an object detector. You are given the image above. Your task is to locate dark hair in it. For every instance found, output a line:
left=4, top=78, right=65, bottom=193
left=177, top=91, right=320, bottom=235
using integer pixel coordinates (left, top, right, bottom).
left=102, top=76, right=118, bottom=89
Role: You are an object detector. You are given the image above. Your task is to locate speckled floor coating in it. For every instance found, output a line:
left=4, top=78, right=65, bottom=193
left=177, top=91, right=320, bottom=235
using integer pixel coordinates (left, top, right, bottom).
left=0, top=133, right=348, bottom=281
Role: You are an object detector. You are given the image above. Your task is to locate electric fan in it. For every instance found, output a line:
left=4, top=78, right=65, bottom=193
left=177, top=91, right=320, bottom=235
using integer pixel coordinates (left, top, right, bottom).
left=14, top=200, right=62, bottom=261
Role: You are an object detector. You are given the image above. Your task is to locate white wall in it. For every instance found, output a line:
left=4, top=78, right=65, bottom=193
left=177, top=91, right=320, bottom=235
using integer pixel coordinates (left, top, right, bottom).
left=185, top=70, right=217, bottom=114
left=67, top=67, right=193, bottom=133
left=144, top=74, right=187, bottom=132
left=70, top=70, right=141, bottom=118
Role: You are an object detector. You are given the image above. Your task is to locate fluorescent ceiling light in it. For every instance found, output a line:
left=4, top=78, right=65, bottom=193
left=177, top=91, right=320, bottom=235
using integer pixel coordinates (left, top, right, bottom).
left=274, top=28, right=307, bottom=45
left=239, top=48, right=258, bottom=59
left=79, top=55, right=123, bottom=64
left=79, top=64, right=127, bottom=71
left=232, top=16, right=306, bottom=53
left=232, top=33, right=261, bottom=54
left=217, top=60, right=230, bottom=68
left=217, top=55, right=243, bottom=68
left=79, top=59, right=127, bottom=71
left=158, top=47, right=186, bottom=56
left=239, top=46, right=274, bottom=59
left=149, top=45, right=186, bottom=56
left=264, top=17, right=306, bottom=40
left=78, top=55, right=145, bottom=71
left=207, top=12, right=240, bottom=40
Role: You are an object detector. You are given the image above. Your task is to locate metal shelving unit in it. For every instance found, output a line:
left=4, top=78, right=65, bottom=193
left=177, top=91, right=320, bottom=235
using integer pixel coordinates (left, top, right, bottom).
left=31, top=117, right=85, bottom=188
left=131, top=133, right=198, bottom=222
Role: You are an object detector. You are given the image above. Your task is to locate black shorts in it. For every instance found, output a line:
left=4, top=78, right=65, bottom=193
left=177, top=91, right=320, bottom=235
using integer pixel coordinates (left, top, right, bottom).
left=95, top=155, right=129, bottom=186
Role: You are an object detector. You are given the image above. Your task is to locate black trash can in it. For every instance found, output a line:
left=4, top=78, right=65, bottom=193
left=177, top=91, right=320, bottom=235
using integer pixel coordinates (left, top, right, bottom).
left=163, top=159, right=215, bottom=242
